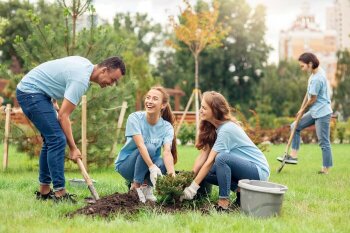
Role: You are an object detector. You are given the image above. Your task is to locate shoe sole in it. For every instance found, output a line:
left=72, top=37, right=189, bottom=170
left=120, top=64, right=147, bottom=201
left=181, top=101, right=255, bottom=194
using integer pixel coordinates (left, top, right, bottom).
left=276, top=157, right=298, bottom=165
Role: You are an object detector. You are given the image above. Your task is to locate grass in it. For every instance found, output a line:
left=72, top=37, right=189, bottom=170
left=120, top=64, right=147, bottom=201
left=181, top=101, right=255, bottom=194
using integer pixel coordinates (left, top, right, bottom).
left=0, top=144, right=350, bottom=233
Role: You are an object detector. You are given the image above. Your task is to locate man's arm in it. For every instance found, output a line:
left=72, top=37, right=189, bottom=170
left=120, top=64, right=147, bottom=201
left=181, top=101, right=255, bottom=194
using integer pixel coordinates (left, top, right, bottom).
left=58, top=98, right=81, bottom=161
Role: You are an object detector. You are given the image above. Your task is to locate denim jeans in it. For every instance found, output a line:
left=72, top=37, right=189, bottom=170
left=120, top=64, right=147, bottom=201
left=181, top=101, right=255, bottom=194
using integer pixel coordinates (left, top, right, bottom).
left=203, top=152, right=260, bottom=198
left=291, top=111, right=333, bottom=168
left=117, top=144, right=166, bottom=185
left=16, top=89, right=66, bottom=191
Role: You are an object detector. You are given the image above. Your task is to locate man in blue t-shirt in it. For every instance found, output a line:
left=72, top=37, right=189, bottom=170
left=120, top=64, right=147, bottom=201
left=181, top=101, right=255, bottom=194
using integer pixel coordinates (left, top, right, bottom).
left=16, top=56, right=126, bottom=202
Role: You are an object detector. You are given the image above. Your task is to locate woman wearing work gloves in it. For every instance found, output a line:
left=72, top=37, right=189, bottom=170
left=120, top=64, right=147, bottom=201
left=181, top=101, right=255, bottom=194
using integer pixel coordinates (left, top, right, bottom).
left=115, top=86, right=177, bottom=202
left=181, top=91, right=270, bottom=210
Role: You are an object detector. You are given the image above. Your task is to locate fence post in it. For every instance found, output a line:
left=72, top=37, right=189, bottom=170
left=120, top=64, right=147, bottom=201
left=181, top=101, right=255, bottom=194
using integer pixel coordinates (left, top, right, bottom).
left=109, top=101, right=128, bottom=157
left=81, top=95, right=87, bottom=170
left=3, top=104, right=11, bottom=170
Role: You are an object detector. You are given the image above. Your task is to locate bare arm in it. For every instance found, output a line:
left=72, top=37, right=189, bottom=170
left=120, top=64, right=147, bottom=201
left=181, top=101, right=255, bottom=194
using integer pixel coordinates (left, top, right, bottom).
left=133, top=134, right=154, bottom=167
left=194, top=149, right=218, bottom=185
left=299, top=95, right=317, bottom=115
left=163, top=143, right=175, bottom=175
left=58, top=98, right=80, bottom=161
left=192, top=148, right=210, bottom=175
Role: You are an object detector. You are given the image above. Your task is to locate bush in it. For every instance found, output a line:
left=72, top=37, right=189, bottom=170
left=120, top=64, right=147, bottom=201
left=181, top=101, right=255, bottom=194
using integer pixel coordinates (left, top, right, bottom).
left=177, top=123, right=195, bottom=145
left=155, top=171, right=194, bottom=203
left=335, top=119, right=350, bottom=143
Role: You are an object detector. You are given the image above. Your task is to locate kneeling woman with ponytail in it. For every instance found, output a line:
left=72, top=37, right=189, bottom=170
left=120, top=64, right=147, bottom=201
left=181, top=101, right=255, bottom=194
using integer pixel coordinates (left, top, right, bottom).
left=181, top=91, right=270, bottom=210
left=115, top=86, right=177, bottom=202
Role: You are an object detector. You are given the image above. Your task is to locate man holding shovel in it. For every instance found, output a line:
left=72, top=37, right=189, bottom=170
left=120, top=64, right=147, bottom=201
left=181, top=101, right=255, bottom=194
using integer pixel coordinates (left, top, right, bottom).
left=16, top=56, right=126, bottom=202
left=277, top=52, right=333, bottom=174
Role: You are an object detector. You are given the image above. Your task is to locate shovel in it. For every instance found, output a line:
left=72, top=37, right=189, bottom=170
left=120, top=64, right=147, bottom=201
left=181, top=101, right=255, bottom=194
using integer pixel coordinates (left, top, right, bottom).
left=77, top=158, right=100, bottom=201
left=277, top=92, right=308, bottom=173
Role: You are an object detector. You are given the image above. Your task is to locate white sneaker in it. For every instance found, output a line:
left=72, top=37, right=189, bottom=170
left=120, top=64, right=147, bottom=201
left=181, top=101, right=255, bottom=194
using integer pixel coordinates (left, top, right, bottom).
left=141, top=186, right=157, bottom=202
left=135, top=188, right=146, bottom=203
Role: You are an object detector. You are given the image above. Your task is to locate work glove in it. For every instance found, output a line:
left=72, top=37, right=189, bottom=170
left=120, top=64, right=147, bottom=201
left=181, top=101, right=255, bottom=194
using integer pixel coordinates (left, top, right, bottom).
left=180, top=181, right=200, bottom=201
left=149, top=164, right=162, bottom=187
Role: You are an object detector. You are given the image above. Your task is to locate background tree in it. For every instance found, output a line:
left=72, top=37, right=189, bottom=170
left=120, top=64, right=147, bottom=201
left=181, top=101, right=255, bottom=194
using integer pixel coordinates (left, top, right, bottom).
left=333, top=50, right=350, bottom=120
left=167, top=0, right=227, bottom=133
left=254, top=61, right=308, bottom=128
left=1, top=0, right=157, bottom=166
left=155, top=0, right=270, bottom=116
left=0, top=0, right=62, bottom=73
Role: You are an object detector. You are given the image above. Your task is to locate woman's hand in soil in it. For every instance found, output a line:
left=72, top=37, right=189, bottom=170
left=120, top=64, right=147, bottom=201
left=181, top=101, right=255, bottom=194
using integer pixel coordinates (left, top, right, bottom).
left=149, top=164, right=162, bottom=186
left=180, top=181, right=200, bottom=201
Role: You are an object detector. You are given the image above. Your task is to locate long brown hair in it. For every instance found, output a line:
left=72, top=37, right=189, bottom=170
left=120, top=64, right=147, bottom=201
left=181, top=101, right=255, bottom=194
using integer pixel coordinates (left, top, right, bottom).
left=149, top=86, right=178, bottom=164
left=196, top=91, right=235, bottom=150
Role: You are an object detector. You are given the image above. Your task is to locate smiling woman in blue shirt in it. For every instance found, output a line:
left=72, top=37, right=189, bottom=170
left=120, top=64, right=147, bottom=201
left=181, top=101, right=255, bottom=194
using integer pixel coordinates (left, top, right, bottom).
left=115, top=86, right=177, bottom=203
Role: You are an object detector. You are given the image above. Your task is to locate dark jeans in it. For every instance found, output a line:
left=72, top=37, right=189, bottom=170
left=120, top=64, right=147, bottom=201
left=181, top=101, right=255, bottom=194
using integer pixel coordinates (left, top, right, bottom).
left=203, top=152, right=260, bottom=198
left=16, top=88, right=66, bottom=191
left=117, top=144, right=166, bottom=185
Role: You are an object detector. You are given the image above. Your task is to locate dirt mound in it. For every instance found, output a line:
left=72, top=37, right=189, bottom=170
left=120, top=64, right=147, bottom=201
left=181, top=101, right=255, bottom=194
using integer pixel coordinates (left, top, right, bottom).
left=68, top=190, right=213, bottom=218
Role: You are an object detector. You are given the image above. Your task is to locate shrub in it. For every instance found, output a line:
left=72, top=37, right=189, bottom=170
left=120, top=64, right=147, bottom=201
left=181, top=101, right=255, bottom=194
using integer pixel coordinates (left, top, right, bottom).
left=177, top=123, right=195, bottom=145
left=155, top=171, right=194, bottom=203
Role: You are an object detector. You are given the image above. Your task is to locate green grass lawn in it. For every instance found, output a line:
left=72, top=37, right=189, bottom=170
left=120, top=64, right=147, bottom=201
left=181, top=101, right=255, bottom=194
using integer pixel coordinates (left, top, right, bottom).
left=1, top=144, right=349, bottom=233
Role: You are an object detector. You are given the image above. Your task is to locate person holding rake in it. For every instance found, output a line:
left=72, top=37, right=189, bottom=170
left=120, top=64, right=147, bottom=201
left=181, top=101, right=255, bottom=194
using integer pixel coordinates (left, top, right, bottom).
left=277, top=52, right=333, bottom=174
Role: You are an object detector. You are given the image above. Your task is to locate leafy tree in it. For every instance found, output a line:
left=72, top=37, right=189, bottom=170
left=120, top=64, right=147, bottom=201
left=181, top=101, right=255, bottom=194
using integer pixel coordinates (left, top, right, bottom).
left=0, top=0, right=62, bottom=68
left=199, top=0, right=270, bottom=112
left=166, top=0, right=227, bottom=132
left=333, top=50, right=350, bottom=120
left=3, top=0, right=156, bottom=166
left=254, top=61, right=308, bottom=128
left=155, top=0, right=270, bottom=115
left=113, top=12, right=162, bottom=57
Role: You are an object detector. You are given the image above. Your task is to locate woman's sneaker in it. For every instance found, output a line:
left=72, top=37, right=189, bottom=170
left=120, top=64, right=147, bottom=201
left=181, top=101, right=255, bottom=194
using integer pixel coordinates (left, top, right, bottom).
left=52, top=193, right=77, bottom=204
left=35, top=190, right=54, bottom=200
left=141, top=186, right=157, bottom=202
left=277, top=155, right=298, bottom=164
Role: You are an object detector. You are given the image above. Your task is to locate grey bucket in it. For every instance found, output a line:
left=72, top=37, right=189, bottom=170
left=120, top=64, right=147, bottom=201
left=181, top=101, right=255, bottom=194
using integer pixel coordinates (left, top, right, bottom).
left=238, top=179, right=288, bottom=218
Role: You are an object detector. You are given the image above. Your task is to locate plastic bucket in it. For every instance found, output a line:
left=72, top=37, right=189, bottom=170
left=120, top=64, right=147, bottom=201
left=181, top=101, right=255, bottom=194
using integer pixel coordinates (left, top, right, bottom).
left=238, top=179, right=288, bottom=218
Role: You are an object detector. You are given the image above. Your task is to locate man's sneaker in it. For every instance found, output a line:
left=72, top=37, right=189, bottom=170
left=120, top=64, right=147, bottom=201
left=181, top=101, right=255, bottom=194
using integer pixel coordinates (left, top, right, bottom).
left=277, top=155, right=298, bottom=164
left=141, top=185, right=157, bottom=202
left=52, top=193, right=77, bottom=204
left=35, top=190, right=54, bottom=200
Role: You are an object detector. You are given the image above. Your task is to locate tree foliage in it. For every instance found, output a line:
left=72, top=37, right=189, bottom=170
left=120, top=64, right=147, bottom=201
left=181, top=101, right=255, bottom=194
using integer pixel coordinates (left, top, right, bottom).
left=333, top=50, right=350, bottom=120
left=1, top=0, right=157, bottom=166
left=155, top=0, right=270, bottom=115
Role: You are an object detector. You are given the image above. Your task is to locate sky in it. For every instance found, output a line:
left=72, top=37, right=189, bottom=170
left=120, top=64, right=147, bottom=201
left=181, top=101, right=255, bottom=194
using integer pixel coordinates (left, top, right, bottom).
left=28, top=0, right=334, bottom=64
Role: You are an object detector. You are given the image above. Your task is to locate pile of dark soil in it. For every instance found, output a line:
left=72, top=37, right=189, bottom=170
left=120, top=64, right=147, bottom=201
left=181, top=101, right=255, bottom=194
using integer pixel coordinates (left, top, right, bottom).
left=68, top=190, right=213, bottom=218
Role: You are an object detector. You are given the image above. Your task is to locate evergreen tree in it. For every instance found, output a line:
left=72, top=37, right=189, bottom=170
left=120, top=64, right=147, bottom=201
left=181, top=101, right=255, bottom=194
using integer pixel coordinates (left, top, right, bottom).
left=333, top=50, right=350, bottom=120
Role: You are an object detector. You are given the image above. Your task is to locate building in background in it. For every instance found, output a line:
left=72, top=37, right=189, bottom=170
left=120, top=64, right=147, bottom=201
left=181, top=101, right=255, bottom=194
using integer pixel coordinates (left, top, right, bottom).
left=279, top=2, right=338, bottom=87
left=326, top=0, right=350, bottom=50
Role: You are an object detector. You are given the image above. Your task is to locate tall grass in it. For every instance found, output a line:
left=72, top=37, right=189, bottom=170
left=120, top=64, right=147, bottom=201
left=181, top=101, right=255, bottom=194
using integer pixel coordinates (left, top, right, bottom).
left=0, top=144, right=349, bottom=233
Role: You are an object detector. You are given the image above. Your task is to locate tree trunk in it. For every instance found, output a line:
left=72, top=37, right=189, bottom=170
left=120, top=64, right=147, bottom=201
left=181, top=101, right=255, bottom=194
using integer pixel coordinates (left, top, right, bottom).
left=194, top=54, right=200, bottom=140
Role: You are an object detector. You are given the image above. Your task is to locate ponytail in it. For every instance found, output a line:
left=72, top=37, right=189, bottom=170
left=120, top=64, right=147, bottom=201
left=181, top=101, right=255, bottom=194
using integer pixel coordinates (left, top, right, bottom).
left=151, top=86, right=178, bottom=164
left=161, top=103, right=178, bottom=164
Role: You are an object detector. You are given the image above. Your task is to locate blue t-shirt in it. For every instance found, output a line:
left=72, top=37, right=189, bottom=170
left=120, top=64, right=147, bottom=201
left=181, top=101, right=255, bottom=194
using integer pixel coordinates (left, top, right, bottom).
left=17, top=56, right=94, bottom=105
left=115, top=111, right=174, bottom=170
left=307, top=67, right=332, bottom=118
left=212, top=121, right=270, bottom=180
